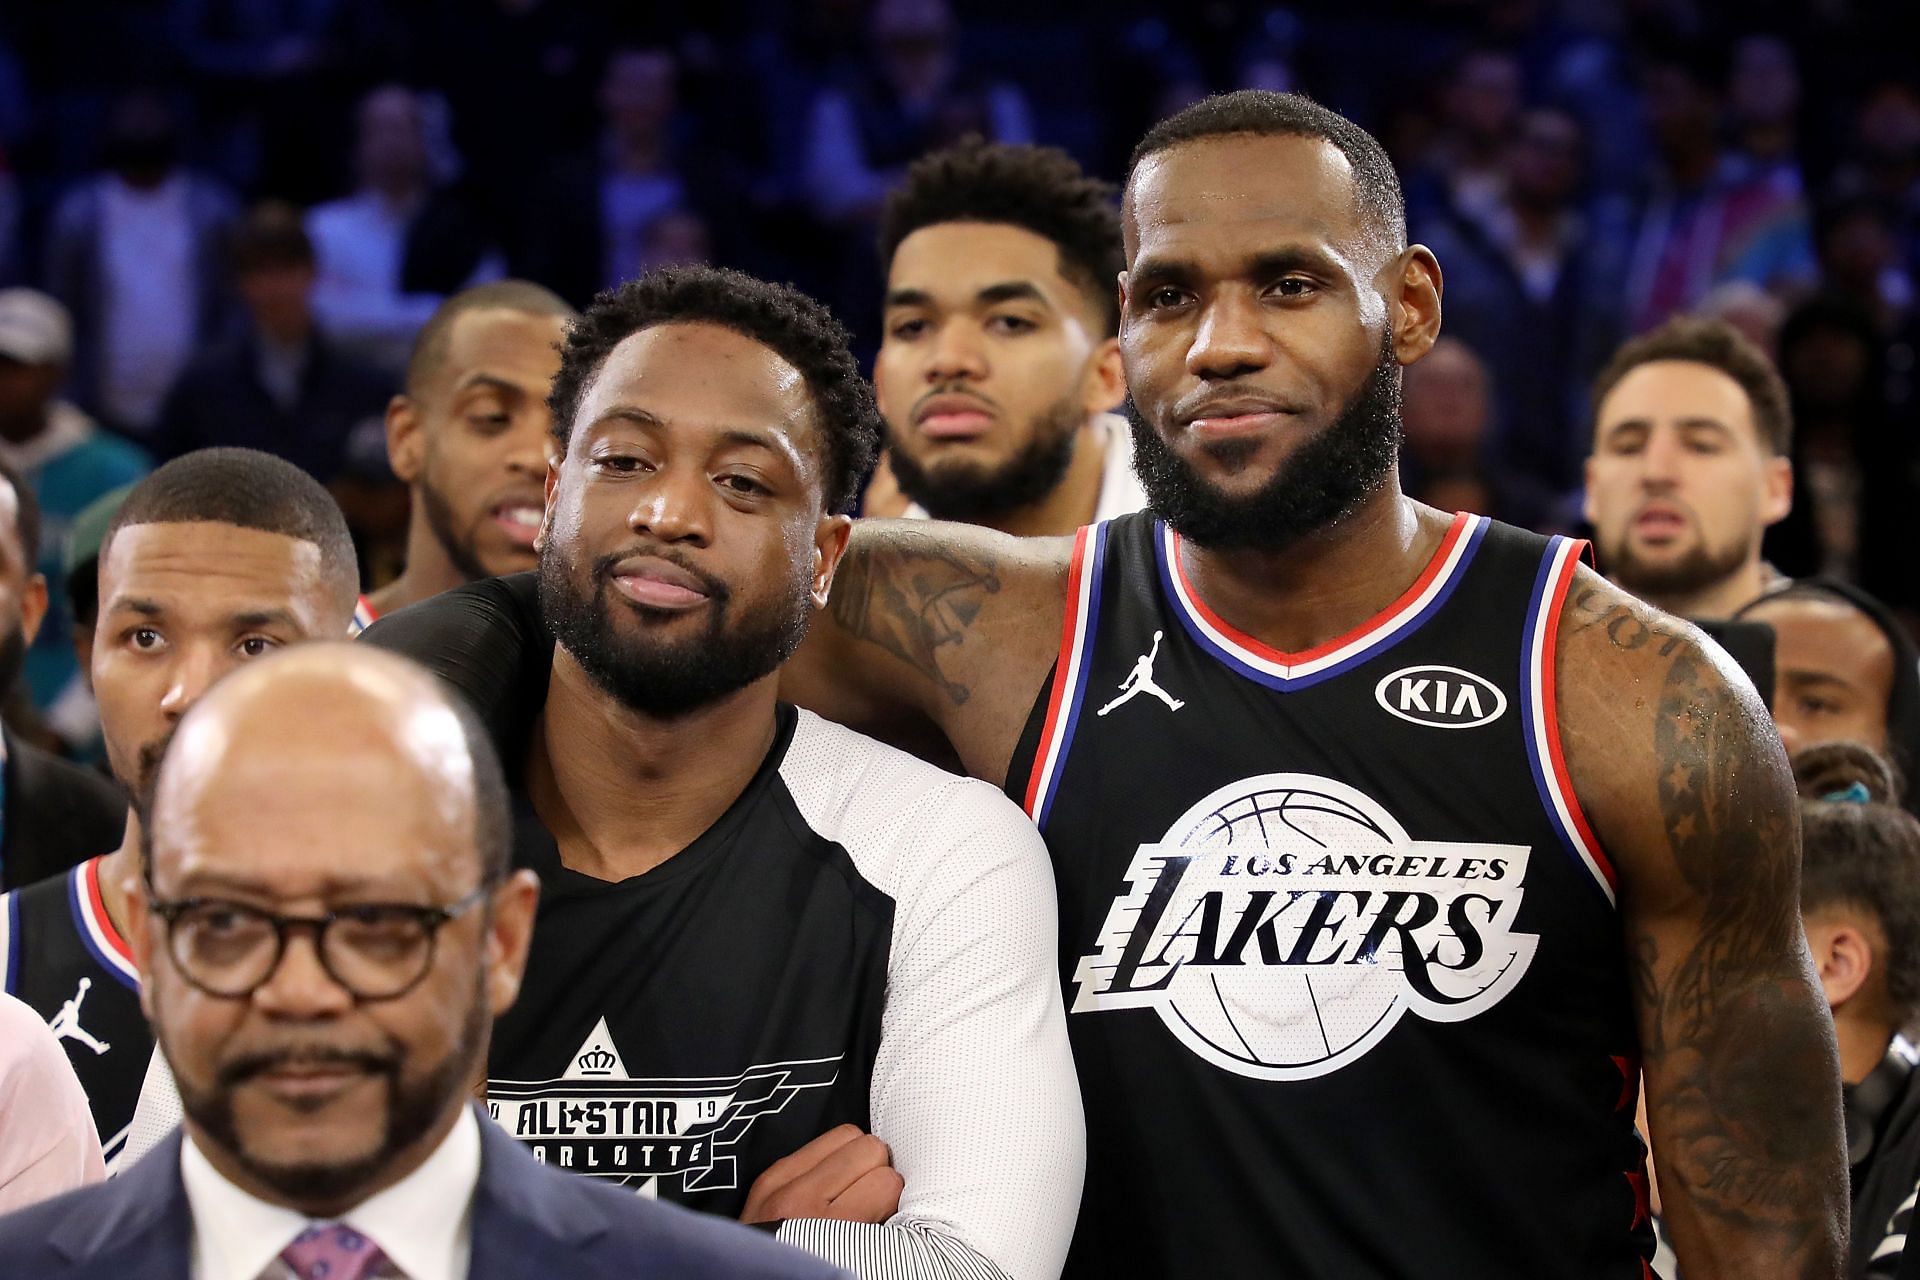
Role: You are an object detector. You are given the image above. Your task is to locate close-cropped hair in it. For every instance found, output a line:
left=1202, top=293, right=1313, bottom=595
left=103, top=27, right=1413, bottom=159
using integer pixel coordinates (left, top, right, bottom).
left=1795, top=741, right=1920, bottom=1021
left=1590, top=315, right=1793, bottom=456
left=880, top=138, right=1124, bottom=336
left=404, top=279, right=577, bottom=397
left=103, top=447, right=361, bottom=615
left=547, top=265, right=883, bottom=515
left=1129, top=90, right=1408, bottom=252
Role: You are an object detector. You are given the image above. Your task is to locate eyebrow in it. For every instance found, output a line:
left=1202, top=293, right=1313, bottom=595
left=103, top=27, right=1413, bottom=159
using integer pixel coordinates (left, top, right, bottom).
left=1130, top=246, right=1338, bottom=291
left=885, top=280, right=1056, bottom=311
left=1779, top=670, right=1858, bottom=695
left=455, top=372, right=527, bottom=399
left=590, top=407, right=795, bottom=456
left=107, top=597, right=166, bottom=618
left=231, top=607, right=300, bottom=631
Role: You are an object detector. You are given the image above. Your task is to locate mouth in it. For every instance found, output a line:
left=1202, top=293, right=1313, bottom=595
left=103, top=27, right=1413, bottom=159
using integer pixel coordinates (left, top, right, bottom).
left=489, top=500, right=544, bottom=547
left=609, top=555, right=713, bottom=612
left=250, top=1062, right=378, bottom=1107
left=1177, top=398, right=1298, bottom=440
left=914, top=394, right=995, bottom=442
left=1631, top=505, right=1691, bottom=545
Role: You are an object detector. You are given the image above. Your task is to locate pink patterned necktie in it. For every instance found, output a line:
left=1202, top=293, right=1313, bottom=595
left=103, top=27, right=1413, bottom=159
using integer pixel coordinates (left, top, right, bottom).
left=277, top=1222, right=392, bottom=1280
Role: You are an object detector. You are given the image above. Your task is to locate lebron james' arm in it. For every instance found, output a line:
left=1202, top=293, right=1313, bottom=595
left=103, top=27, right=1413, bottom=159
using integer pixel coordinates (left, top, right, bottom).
left=784, top=519, right=1073, bottom=787
left=1557, top=567, right=1848, bottom=1279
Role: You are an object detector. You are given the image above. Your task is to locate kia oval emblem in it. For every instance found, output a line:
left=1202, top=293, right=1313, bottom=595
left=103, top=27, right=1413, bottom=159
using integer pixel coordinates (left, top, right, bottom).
left=1373, top=664, right=1508, bottom=729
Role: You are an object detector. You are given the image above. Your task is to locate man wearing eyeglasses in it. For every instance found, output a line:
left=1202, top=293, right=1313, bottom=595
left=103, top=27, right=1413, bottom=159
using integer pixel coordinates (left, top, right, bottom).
left=0, top=642, right=851, bottom=1280
left=0, top=448, right=362, bottom=1170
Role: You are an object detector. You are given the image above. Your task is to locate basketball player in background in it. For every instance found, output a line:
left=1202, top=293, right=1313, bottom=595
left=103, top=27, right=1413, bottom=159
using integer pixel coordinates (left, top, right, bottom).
left=1584, top=316, right=1794, bottom=620
left=866, top=139, right=1143, bottom=532
left=371, top=94, right=1848, bottom=1275
left=0, top=449, right=360, bottom=1168
left=363, top=281, right=574, bottom=624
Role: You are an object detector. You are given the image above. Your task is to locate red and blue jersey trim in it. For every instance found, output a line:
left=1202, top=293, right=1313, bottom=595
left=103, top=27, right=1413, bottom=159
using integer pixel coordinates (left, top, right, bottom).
left=1155, top=511, right=1489, bottom=691
left=1022, top=522, right=1110, bottom=830
left=1519, top=536, right=1617, bottom=905
left=68, top=857, right=139, bottom=990
left=349, top=595, right=379, bottom=638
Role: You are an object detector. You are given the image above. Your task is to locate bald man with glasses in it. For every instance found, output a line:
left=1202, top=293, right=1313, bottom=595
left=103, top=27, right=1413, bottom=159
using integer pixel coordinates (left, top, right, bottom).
left=0, top=644, right=848, bottom=1280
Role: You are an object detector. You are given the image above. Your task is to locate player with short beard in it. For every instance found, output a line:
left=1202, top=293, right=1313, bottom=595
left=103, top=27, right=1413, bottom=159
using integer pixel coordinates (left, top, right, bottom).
left=363, top=267, right=1084, bottom=1280
left=1584, top=316, right=1794, bottom=619
left=359, top=99, right=1845, bottom=1276
left=870, top=140, right=1143, bottom=535
left=363, top=281, right=576, bottom=625
left=0, top=449, right=361, bottom=1170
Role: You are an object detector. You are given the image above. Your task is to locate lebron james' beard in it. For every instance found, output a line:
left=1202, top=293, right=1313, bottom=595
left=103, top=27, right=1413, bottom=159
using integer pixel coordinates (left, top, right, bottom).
left=1127, top=333, right=1402, bottom=554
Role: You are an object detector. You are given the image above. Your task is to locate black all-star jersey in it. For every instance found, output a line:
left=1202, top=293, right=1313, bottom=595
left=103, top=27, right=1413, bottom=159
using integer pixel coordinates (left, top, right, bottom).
left=0, top=857, right=151, bottom=1169
left=1008, top=510, right=1653, bottom=1279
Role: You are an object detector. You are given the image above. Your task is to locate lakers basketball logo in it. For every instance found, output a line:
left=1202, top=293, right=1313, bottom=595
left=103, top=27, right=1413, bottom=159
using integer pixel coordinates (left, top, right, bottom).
left=1072, top=773, right=1538, bottom=1081
left=487, top=1018, right=841, bottom=1195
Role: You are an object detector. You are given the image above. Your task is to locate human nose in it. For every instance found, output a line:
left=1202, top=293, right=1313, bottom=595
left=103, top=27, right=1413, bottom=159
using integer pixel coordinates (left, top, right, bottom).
left=249, top=927, right=355, bottom=1018
left=157, top=646, right=222, bottom=723
left=926, top=319, right=988, bottom=383
left=1187, top=290, right=1274, bottom=380
left=628, top=462, right=713, bottom=546
left=1639, top=429, right=1682, bottom=488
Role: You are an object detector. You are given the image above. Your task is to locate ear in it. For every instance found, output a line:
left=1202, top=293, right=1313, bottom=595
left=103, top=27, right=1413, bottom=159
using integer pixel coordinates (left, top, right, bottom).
left=1390, top=246, right=1444, bottom=367
left=1760, top=454, right=1792, bottom=527
left=534, top=458, right=560, bottom=554
left=1809, top=918, right=1874, bottom=1010
left=810, top=513, right=855, bottom=608
left=1581, top=455, right=1599, bottom=527
left=385, top=395, right=425, bottom=485
left=1115, top=273, right=1131, bottom=341
left=124, top=869, right=158, bottom=1020
left=483, top=869, right=542, bottom=1016
left=1081, top=336, right=1127, bottom=416
left=18, top=571, right=47, bottom=647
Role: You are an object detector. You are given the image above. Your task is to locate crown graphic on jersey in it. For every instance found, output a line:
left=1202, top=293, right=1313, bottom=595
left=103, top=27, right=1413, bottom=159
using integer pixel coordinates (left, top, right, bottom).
left=576, top=1047, right=618, bottom=1075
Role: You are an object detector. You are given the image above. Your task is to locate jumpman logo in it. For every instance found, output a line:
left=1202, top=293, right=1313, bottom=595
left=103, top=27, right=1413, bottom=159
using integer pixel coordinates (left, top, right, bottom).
left=48, top=978, right=110, bottom=1055
left=1098, top=630, right=1185, bottom=716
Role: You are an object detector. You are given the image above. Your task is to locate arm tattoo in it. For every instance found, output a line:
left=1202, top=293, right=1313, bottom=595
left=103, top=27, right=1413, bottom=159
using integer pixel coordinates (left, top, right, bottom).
left=828, top=529, right=1004, bottom=707
left=1639, top=638, right=1842, bottom=1266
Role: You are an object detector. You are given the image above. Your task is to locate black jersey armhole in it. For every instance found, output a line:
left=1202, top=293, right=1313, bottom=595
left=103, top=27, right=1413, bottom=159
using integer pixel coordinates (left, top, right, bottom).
left=1003, top=663, right=1059, bottom=812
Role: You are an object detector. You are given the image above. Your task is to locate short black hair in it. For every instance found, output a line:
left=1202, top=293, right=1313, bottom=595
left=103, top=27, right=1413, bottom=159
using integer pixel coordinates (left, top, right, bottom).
left=880, top=138, right=1124, bottom=335
left=404, top=279, right=576, bottom=397
left=1591, top=315, right=1793, bottom=455
left=1795, top=741, right=1920, bottom=1021
left=104, top=448, right=361, bottom=617
left=1129, top=90, right=1408, bottom=251
left=547, top=266, right=882, bottom=514
left=0, top=454, right=41, bottom=569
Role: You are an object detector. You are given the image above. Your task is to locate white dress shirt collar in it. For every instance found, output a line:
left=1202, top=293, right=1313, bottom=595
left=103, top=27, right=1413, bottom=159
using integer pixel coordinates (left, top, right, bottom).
left=180, top=1106, right=481, bottom=1280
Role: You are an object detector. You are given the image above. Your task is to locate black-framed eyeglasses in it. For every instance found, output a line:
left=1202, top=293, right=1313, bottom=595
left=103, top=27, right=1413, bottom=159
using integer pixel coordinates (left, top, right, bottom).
left=146, top=885, right=492, bottom=1001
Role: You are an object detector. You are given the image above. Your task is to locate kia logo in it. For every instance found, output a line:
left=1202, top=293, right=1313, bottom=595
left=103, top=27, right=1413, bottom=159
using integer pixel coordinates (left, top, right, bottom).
left=1374, top=665, right=1508, bottom=729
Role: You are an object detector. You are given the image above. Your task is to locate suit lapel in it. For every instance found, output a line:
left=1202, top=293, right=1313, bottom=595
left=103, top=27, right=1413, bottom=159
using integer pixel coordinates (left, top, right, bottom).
left=468, top=1110, right=614, bottom=1279
left=49, top=1130, right=193, bottom=1267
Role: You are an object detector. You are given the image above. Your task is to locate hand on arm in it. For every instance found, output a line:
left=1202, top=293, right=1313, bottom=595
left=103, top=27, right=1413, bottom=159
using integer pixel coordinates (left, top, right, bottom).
left=742, top=1126, right=904, bottom=1227
left=1560, top=576, right=1848, bottom=1279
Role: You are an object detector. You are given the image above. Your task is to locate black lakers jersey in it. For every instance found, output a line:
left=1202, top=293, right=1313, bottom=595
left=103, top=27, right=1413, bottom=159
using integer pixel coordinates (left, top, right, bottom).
left=0, top=857, right=151, bottom=1169
left=1008, top=510, right=1652, bottom=1278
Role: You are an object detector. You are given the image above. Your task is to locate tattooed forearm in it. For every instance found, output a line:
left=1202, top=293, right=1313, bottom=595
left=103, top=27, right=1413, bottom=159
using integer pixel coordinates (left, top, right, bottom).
left=1637, top=641, right=1846, bottom=1273
left=828, top=527, right=1004, bottom=706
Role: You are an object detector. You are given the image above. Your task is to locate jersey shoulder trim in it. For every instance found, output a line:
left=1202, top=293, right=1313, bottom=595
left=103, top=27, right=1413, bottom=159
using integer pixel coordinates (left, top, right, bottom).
left=69, top=857, right=139, bottom=990
left=1023, top=521, right=1110, bottom=828
left=349, top=594, right=378, bottom=637
left=1520, top=536, right=1618, bottom=905
left=1157, top=511, right=1489, bottom=690
left=0, top=887, right=16, bottom=994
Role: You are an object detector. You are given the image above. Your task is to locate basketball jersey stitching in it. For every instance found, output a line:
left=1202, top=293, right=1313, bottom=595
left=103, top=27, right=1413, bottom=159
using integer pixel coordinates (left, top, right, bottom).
left=1521, top=537, right=1618, bottom=904
left=1024, top=522, right=1108, bottom=829
left=1157, top=513, right=1489, bottom=690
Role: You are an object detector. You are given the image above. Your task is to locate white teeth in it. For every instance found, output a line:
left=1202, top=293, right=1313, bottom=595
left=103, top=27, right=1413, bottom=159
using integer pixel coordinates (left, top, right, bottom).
left=499, top=505, right=542, bottom=529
